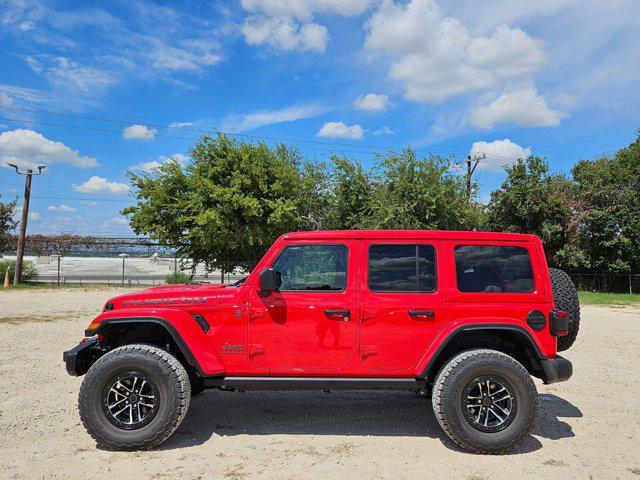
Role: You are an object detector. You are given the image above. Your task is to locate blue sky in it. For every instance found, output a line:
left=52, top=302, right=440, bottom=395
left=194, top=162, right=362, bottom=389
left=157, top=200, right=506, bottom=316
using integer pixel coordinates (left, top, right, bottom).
left=1, top=0, right=639, bottom=236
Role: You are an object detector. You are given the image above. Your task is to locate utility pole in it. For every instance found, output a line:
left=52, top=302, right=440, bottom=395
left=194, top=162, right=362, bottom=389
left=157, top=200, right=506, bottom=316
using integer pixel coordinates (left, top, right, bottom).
left=6, top=163, right=46, bottom=285
left=466, top=154, right=484, bottom=204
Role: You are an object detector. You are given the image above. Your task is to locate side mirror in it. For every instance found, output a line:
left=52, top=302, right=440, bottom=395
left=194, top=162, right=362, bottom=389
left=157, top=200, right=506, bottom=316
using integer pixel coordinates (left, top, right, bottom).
left=258, top=268, right=281, bottom=292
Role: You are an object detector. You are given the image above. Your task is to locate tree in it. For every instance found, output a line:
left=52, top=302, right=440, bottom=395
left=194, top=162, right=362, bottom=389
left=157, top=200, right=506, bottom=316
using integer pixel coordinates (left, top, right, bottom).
left=122, top=134, right=327, bottom=274
left=0, top=196, right=17, bottom=253
left=325, top=156, right=373, bottom=230
left=362, top=149, right=481, bottom=230
left=485, top=156, right=573, bottom=266
left=569, top=132, right=640, bottom=273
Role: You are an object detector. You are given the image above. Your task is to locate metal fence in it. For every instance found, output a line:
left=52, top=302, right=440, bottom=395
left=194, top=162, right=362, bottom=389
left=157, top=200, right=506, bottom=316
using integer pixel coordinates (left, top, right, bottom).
left=32, top=273, right=245, bottom=286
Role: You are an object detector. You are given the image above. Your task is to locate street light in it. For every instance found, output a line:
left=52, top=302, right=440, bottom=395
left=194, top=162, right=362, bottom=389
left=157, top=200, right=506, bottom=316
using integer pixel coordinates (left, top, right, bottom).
left=6, top=162, right=46, bottom=285
left=118, top=253, right=129, bottom=285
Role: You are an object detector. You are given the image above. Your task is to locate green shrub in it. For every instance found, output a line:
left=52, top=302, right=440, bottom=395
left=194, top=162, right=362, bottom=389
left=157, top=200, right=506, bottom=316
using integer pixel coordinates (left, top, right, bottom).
left=0, top=258, right=38, bottom=282
left=166, top=271, right=192, bottom=284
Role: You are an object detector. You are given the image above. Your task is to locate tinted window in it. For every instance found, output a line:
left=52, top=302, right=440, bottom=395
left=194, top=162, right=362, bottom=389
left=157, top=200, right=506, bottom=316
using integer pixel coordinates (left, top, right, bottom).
left=454, top=245, right=534, bottom=293
left=272, top=244, right=348, bottom=291
left=369, top=244, right=436, bottom=292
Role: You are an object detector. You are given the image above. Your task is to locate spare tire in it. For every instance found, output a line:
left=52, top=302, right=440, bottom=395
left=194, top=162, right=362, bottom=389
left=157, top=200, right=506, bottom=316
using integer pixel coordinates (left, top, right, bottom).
left=549, top=268, right=580, bottom=351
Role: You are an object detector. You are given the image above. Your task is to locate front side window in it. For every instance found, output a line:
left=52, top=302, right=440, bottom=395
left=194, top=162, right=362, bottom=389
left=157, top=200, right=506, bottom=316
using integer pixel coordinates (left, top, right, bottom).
left=368, top=244, right=436, bottom=292
left=272, top=244, right=348, bottom=292
left=454, top=245, right=535, bottom=293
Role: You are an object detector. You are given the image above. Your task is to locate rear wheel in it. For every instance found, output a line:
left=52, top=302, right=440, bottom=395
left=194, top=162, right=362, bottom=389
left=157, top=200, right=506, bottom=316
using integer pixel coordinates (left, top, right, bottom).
left=549, top=268, right=580, bottom=351
left=432, top=349, right=538, bottom=454
left=78, top=344, right=190, bottom=450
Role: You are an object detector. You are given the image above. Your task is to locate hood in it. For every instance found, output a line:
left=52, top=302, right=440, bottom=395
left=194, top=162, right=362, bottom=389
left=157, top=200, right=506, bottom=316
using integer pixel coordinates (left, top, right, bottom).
left=103, top=283, right=240, bottom=311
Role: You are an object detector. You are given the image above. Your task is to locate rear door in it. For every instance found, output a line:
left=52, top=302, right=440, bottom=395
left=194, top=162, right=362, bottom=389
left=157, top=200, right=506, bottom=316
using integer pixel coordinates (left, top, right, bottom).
left=247, top=241, right=358, bottom=375
left=359, top=240, right=447, bottom=371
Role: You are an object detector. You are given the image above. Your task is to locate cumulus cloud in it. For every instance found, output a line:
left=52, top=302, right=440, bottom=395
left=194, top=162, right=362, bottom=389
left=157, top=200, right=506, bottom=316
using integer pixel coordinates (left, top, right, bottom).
left=354, top=93, right=390, bottom=112
left=365, top=0, right=546, bottom=104
left=470, top=139, right=532, bottom=171
left=470, top=87, right=564, bottom=129
left=0, top=129, right=99, bottom=169
left=129, top=153, right=189, bottom=173
left=122, top=124, right=157, bottom=142
left=28, top=211, right=40, bottom=221
left=222, top=103, right=327, bottom=132
left=240, top=0, right=372, bottom=53
left=317, top=121, right=364, bottom=139
left=72, top=176, right=129, bottom=195
left=373, top=126, right=395, bottom=136
left=48, top=204, right=76, bottom=212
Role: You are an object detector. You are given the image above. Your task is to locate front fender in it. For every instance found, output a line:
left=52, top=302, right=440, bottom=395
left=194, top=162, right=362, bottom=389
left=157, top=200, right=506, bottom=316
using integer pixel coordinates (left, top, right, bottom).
left=87, top=308, right=225, bottom=376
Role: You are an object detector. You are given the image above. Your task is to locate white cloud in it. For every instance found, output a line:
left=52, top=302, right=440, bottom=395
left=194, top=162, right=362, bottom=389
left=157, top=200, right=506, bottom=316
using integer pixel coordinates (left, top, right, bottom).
left=122, top=124, right=157, bottom=142
left=148, top=39, right=222, bottom=72
left=130, top=153, right=189, bottom=173
left=27, top=56, right=115, bottom=93
left=72, top=176, right=129, bottom=195
left=470, top=87, right=564, bottom=129
left=79, top=200, right=98, bottom=207
left=101, top=216, right=132, bottom=232
left=28, top=212, right=40, bottom=221
left=470, top=139, right=532, bottom=171
left=373, top=126, right=395, bottom=136
left=240, top=0, right=371, bottom=53
left=354, top=93, right=390, bottom=112
left=222, top=103, right=327, bottom=132
left=0, top=92, right=12, bottom=105
left=48, top=204, right=76, bottom=212
left=317, top=121, right=364, bottom=139
left=169, top=121, right=195, bottom=128
left=364, top=0, right=546, bottom=104
left=0, top=129, right=99, bottom=169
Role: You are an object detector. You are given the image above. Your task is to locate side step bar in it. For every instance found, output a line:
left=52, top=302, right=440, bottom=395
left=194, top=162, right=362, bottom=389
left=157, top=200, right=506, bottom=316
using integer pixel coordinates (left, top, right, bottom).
left=204, top=376, right=424, bottom=391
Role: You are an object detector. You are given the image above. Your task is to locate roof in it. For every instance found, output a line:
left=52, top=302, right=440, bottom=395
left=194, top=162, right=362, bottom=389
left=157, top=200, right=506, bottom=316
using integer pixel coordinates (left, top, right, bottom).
left=284, top=230, right=537, bottom=242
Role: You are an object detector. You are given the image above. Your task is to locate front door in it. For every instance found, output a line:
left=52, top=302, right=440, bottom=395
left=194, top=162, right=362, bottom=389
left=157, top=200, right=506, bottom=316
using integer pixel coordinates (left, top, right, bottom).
left=247, top=241, right=358, bottom=375
left=359, top=240, right=446, bottom=371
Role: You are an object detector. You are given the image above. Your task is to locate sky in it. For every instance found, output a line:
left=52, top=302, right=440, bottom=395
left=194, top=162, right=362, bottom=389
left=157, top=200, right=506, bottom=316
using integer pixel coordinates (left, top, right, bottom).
left=0, top=0, right=639, bottom=236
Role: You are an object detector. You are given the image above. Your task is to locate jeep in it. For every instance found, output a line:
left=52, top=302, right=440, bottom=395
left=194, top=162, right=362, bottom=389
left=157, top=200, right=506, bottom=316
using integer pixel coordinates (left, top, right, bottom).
left=63, top=230, right=578, bottom=454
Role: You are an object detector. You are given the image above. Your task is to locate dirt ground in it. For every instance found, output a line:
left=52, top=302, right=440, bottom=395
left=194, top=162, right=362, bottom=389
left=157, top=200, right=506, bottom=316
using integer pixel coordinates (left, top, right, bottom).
left=1, top=287, right=639, bottom=480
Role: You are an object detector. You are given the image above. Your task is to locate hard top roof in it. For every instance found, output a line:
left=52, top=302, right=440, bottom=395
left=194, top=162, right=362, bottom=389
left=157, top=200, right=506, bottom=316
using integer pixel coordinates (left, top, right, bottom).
left=284, top=230, right=537, bottom=242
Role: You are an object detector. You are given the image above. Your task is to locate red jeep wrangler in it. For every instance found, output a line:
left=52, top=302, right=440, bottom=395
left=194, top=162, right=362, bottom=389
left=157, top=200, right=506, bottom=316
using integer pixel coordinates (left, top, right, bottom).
left=64, top=230, right=578, bottom=454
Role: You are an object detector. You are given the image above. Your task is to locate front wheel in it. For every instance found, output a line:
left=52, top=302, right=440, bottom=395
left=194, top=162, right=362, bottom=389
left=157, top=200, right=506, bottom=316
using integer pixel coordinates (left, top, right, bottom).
left=432, top=349, right=538, bottom=454
left=78, top=344, right=191, bottom=450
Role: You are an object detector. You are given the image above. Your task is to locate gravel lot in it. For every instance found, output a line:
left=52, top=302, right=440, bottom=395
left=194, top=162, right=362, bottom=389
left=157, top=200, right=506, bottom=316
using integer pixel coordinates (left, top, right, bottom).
left=1, top=287, right=639, bottom=480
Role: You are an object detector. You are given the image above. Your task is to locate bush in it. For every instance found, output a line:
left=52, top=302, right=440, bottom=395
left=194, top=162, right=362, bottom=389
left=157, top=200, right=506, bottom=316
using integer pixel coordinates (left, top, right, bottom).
left=166, top=271, right=192, bottom=284
left=0, top=258, right=38, bottom=282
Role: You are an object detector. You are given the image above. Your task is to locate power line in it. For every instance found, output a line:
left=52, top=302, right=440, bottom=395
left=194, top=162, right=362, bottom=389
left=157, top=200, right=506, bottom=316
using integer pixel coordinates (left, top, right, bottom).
left=0, top=192, right=132, bottom=202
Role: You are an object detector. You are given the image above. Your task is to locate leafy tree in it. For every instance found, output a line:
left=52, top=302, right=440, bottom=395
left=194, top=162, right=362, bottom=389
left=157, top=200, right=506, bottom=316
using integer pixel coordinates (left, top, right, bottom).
left=485, top=156, right=573, bottom=265
left=122, top=134, right=327, bottom=274
left=362, top=149, right=481, bottom=230
left=569, top=133, right=640, bottom=273
left=0, top=196, right=17, bottom=253
left=325, top=156, right=373, bottom=229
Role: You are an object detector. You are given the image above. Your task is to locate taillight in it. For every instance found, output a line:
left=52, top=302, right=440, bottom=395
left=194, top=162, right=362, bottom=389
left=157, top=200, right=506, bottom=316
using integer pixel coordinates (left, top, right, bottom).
left=550, top=310, right=568, bottom=336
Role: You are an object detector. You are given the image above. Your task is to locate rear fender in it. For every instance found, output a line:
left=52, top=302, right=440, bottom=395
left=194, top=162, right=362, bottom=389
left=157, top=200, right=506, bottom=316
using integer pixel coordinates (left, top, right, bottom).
left=87, top=308, right=225, bottom=376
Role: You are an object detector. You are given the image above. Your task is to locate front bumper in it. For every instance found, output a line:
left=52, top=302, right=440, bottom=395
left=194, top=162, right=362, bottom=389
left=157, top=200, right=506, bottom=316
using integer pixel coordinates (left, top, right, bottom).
left=540, top=355, right=573, bottom=384
left=63, top=337, right=102, bottom=376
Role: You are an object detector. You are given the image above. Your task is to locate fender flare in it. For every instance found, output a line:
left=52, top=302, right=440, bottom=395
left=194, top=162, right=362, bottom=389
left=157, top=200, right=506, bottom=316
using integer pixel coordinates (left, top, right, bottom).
left=417, top=323, right=546, bottom=379
left=90, top=315, right=224, bottom=377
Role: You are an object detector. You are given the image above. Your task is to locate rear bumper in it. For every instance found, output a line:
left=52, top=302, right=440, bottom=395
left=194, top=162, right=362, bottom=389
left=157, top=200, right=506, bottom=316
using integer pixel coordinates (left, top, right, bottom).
left=540, top=355, right=573, bottom=384
left=63, top=337, right=102, bottom=376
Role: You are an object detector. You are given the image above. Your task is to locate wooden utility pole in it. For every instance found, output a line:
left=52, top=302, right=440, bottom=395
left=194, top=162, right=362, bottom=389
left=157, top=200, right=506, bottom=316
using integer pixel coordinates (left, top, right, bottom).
left=466, top=154, right=484, bottom=203
left=6, top=163, right=46, bottom=285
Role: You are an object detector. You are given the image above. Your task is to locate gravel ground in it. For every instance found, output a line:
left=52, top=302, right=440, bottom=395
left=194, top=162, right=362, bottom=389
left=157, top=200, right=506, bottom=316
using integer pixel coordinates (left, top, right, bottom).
left=0, top=287, right=639, bottom=480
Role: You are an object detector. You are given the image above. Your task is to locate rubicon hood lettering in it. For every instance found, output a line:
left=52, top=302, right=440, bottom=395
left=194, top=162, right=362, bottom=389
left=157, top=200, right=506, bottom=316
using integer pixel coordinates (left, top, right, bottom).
left=122, top=297, right=207, bottom=307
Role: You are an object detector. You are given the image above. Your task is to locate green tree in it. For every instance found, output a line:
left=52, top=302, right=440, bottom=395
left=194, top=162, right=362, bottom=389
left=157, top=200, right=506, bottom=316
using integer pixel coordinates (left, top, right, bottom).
left=325, top=156, right=373, bottom=229
left=570, top=133, right=640, bottom=273
left=122, top=134, right=326, bottom=274
left=485, top=156, right=573, bottom=266
left=0, top=196, right=17, bottom=253
left=362, top=149, right=481, bottom=230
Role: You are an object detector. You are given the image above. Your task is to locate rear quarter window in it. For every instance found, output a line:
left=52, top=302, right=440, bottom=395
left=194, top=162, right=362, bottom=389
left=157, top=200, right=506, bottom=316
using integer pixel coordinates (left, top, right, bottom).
left=454, top=245, right=535, bottom=293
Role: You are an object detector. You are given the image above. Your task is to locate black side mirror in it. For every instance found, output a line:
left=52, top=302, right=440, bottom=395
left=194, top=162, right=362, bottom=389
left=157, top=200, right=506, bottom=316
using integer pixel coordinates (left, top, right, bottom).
left=258, top=268, right=281, bottom=292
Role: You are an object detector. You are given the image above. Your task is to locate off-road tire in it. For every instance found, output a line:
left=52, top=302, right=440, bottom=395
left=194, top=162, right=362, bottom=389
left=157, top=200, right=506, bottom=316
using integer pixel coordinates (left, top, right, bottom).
left=78, top=344, right=191, bottom=450
left=549, top=268, right=580, bottom=351
left=432, top=349, right=538, bottom=454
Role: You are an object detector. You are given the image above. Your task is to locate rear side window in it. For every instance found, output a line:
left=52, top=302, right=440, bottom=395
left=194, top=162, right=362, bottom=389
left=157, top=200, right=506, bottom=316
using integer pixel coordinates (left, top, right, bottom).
left=272, top=244, right=348, bottom=291
left=454, top=245, right=535, bottom=293
left=368, top=244, right=436, bottom=292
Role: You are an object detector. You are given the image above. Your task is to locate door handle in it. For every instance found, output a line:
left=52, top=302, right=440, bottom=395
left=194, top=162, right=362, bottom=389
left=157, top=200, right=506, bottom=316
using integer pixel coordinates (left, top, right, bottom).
left=408, top=310, right=435, bottom=319
left=324, top=309, right=351, bottom=321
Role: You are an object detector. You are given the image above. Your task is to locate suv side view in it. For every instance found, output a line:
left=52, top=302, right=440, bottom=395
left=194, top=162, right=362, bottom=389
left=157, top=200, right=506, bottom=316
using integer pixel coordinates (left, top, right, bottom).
left=64, top=230, right=578, bottom=454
